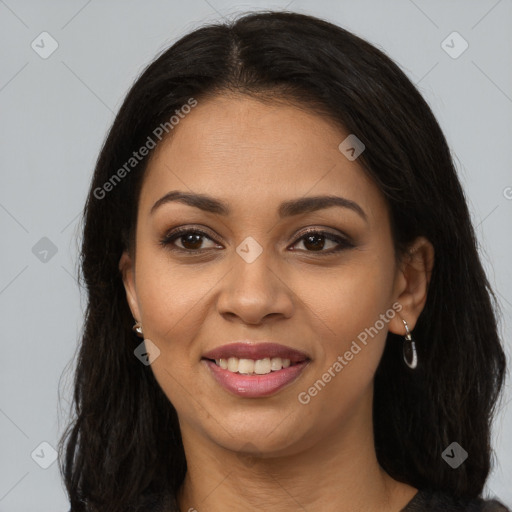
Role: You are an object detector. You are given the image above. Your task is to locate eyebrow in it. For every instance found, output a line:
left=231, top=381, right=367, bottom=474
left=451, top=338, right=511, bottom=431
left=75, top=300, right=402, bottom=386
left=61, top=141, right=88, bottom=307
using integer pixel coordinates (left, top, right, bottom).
left=150, top=190, right=368, bottom=222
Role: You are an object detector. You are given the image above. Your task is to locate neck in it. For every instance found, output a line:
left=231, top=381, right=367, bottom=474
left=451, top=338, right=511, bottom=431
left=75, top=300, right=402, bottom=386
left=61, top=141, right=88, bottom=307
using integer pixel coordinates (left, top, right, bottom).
left=176, top=389, right=416, bottom=512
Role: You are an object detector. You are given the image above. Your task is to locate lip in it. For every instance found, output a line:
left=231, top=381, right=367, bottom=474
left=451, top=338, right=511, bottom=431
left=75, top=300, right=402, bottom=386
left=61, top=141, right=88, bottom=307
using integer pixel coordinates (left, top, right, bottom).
left=202, top=342, right=310, bottom=363
left=203, top=359, right=310, bottom=398
left=201, top=342, right=311, bottom=398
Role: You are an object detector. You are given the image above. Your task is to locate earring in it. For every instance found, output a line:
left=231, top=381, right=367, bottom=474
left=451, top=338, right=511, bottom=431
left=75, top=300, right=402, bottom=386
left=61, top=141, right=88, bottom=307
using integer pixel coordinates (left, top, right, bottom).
left=132, top=321, right=144, bottom=337
left=402, top=319, right=417, bottom=369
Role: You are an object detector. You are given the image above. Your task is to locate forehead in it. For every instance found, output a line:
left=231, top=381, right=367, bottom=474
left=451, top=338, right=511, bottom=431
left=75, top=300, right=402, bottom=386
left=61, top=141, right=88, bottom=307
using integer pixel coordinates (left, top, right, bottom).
left=139, top=94, right=387, bottom=222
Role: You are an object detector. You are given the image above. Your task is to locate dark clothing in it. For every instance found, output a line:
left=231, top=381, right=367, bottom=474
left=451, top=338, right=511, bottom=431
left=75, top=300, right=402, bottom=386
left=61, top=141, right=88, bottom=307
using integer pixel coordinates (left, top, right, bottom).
left=138, top=489, right=511, bottom=511
left=401, top=490, right=511, bottom=511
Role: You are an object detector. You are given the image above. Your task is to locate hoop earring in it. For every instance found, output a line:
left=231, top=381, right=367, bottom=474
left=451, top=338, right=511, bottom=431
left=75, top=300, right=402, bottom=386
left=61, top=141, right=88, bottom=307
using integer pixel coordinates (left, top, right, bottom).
left=132, top=321, right=143, bottom=338
left=402, top=319, right=417, bottom=369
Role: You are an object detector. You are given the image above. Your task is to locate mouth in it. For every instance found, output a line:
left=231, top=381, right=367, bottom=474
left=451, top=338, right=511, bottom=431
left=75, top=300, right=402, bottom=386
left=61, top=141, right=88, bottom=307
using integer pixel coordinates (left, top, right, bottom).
left=201, top=341, right=310, bottom=375
left=201, top=342, right=311, bottom=397
left=202, top=356, right=305, bottom=375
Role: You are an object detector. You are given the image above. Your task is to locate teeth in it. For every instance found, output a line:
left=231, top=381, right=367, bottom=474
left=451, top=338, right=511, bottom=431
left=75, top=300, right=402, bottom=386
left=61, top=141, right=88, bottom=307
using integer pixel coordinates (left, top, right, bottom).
left=238, top=358, right=254, bottom=374
left=227, top=357, right=238, bottom=372
left=254, top=358, right=271, bottom=374
left=214, top=356, right=292, bottom=374
left=270, top=358, right=283, bottom=371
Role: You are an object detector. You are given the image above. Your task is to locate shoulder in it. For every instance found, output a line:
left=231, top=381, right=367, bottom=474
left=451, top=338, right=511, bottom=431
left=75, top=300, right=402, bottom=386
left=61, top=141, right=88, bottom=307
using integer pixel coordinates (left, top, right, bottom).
left=402, top=489, right=511, bottom=512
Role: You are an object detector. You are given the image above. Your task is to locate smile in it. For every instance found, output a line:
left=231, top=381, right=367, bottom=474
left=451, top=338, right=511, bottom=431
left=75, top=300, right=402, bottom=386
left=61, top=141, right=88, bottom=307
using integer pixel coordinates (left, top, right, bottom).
left=209, top=356, right=293, bottom=375
left=201, top=341, right=311, bottom=397
left=202, top=357, right=310, bottom=398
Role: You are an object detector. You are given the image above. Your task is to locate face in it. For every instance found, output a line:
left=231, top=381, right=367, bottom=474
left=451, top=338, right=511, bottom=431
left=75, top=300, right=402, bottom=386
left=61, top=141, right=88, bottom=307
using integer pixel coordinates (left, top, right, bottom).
left=120, top=93, right=420, bottom=457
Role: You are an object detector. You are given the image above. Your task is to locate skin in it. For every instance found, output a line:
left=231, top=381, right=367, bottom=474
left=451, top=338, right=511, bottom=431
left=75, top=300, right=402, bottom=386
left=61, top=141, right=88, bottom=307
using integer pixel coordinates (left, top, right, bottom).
left=120, top=93, right=434, bottom=512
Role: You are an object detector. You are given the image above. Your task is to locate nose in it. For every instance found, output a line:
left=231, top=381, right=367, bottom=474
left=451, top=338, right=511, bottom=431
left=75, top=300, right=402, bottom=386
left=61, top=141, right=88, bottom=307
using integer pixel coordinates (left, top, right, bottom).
left=216, top=245, right=295, bottom=325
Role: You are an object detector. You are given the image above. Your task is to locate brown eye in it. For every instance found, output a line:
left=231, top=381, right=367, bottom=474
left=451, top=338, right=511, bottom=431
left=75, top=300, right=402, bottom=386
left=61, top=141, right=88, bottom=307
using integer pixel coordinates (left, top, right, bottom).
left=299, top=233, right=331, bottom=251
left=160, top=228, right=220, bottom=252
left=291, top=230, right=353, bottom=254
left=176, top=232, right=204, bottom=250
left=160, top=227, right=353, bottom=256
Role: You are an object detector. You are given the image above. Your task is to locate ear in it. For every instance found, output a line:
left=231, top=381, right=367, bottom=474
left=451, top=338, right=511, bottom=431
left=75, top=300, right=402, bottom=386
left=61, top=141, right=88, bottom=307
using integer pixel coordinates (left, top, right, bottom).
left=388, top=236, right=435, bottom=336
left=119, top=250, right=141, bottom=322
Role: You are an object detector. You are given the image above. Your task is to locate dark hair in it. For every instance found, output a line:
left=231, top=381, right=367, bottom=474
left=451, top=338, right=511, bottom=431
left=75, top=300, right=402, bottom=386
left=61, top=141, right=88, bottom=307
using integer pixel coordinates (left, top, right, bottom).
left=58, top=10, right=508, bottom=511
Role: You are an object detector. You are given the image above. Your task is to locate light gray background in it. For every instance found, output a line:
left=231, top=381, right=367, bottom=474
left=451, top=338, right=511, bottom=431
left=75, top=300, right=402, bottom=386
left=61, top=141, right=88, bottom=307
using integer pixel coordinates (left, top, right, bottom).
left=1, top=0, right=511, bottom=510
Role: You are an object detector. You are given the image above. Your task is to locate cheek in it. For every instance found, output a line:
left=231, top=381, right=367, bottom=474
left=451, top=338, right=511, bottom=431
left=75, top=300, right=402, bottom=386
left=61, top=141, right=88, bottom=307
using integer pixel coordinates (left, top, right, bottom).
left=310, top=249, right=396, bottom=383
left=133, top=247, right=213, bottom=356
left=133, top=250, right=211, bottom=412
left=314, top=251, right=395, bottom=335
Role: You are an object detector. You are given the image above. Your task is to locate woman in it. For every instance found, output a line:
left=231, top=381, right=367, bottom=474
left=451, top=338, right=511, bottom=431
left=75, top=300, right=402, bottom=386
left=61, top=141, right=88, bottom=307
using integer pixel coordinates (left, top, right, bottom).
left=58, top=10, right=511, bottom=512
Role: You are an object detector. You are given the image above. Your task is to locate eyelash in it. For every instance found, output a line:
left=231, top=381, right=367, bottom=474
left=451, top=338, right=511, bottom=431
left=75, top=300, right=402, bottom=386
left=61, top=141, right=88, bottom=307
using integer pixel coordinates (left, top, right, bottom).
left=159, top=226, right=354, bottom=256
